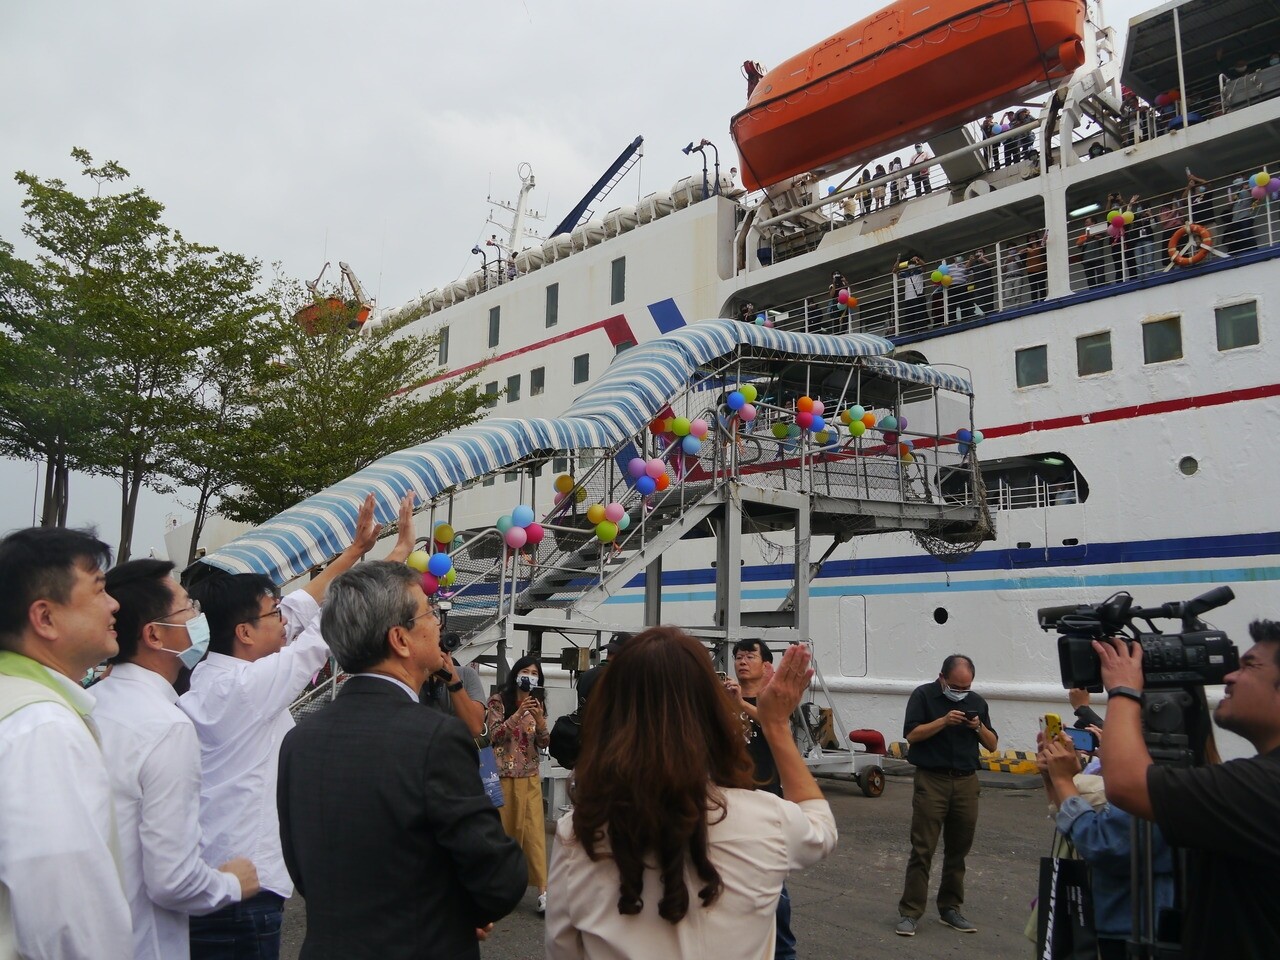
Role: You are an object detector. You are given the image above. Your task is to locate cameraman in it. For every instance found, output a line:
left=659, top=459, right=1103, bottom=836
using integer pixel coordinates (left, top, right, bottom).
left=422, top=635, right=486, bottom=739
left=1093, top=621, right=1280, bottom=958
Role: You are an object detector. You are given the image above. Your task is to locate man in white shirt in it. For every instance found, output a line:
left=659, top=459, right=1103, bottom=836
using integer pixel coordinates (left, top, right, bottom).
left=96, top=559, right=261, bottom=960
left=180, top=493, right=413, bottom=959
left=910, top=143, right=933, bottom=195
left=0, top=526, right=131, bottom=958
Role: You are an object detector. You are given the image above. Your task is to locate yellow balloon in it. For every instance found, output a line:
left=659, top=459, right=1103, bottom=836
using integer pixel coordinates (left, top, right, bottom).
left=554, top=474, right=574, bottom=494
left=405, top=549, right=430, bottom=573
left=586, top=503, right=606, bottom=525
left=442, top=568, right=456, bottom=586
left=740, top=384, right=758, bottom=403
left=574, top=487, right=587, bottom=504
left=433, top=524, right=454, bottom=544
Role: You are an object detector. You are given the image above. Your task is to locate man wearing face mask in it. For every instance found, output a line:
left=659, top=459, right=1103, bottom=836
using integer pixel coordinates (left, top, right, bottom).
left=894, top=654, right=997, bottom=938
left=95, top=559, right=260, bottom=960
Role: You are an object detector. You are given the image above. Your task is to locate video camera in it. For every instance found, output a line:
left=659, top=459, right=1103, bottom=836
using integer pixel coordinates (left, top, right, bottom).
left=1037, top=585, right=1238, bottom=691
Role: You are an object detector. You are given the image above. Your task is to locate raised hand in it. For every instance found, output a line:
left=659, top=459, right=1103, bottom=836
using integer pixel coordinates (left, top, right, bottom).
left=757, top=644, right=813, bottom=728
left=385, top=492, right=419, bottom=563
left=351, top=493, right=384, bottom=556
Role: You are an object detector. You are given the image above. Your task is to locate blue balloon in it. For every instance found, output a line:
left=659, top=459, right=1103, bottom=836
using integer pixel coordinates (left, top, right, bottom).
left=956, top=428, right=972, bottom=443
left=879, top=415, right=898, bottom=432
left=938, top=263, right=950, bottom=276
left=681, top=435, right=702, bottom=455
left=511, top=504, right=535, bottom=528
left=957, top=442, right=971, bottom=456
left=726, top=391, right=746, bottom=411
left=827, top=185, right=836, bottom=195
left=427, top=552, right=452, bottom=577
left=810, top=415, right=826, bottom=433
left=636, top=475, right=656, bottom=496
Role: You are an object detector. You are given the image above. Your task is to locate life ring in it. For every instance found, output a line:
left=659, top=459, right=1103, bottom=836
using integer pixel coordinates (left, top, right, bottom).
left=1168, top=224, right=1211, bottom=266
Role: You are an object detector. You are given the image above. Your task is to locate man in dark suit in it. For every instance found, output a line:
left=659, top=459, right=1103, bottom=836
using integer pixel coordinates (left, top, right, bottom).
left=277, top=561, right=527, bottom=959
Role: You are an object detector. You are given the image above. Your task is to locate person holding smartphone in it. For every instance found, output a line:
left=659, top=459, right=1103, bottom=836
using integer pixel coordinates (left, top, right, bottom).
left=487, top=655, right=551, bottom=914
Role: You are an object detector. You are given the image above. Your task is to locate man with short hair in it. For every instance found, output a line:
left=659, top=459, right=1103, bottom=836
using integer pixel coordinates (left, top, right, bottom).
left=895, top=654, right=998, bottom=937
left=1094, top=621, right=1280, bottom=958
left=95, top=559, right=260, bottom=959
left=278, top=562, right=527, bottom=959
left=910, top=143, right=933, bottom=195
left=0, top=526, right=132, bottom=957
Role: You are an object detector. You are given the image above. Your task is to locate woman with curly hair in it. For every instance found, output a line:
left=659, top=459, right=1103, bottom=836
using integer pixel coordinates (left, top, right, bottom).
left=545, top=627, right=837, bottom=959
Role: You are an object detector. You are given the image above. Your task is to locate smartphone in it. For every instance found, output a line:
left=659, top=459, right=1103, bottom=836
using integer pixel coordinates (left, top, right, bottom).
left=1065, top=727, right=1097, bottom=752
left=1041, top=713, right=1063, bottom=739
left=529, top=686, right=546, bottom=705
left=964, top=710, right=979, bottom=722
left=716, top=671, right=728, bottom=682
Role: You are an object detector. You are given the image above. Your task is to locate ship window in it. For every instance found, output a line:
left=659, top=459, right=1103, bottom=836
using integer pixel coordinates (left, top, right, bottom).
left=1015, top=345, right=1048, bottom=387
left=1076, top=332, right=1111, bottom=376
left=484, top=380, right=499, bottom=409
left=552, top=456, right=569, bottom=474
left=531, top=366, right=545, bottom=396
left=488, top=307, right=500, bottom=348
left=1216, top=301, right=1258, bottom=350
left=611, top=257, right=626, bottom=305
left=1143, top=316, right=1182, bottom=364
left=546, top=283, right=559, bottom=328
left=615, top=340, right=635, bottom=356
left=943, top=452, right=1089, bottom=510
left=437, top=326, right=449, bottom=366
left=505, top=471, right=517, bottom=483
left=483, top=475, right=495, bottom=487
left=506, top=374, right=520, bottom=403
left=573, top=353, right=590, bottom=384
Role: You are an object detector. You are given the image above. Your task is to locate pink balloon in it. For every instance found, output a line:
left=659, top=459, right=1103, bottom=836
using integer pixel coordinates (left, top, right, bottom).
left=689, top=418, right=709, bottom=438
left=1251, top=185, right=1267, bottom=200
left=524, top=522, right=545, bottom=546
left=763, top=319, right=774, bottom=328
left=627, top=457, right=646, bottom=479
left=604, top=502, right=625, bottom=523
left=645, top=458, right=665, bottom=479
left=554, top=491, right=565, bottom=505
left=796, top=411, right=814, bottom=429
left=504, top=527, right=528, bottom=549
left=421, top=572, right=440, bottom=596
left=740, top=403, right=757, bottom=422
left=811, top=400, right=825, bottom=416
left=837, top=288, right=849, bottom=304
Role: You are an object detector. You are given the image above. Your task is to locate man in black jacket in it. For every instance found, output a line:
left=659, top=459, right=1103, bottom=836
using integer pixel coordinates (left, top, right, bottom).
left=277, top=562, right=526, bottom=959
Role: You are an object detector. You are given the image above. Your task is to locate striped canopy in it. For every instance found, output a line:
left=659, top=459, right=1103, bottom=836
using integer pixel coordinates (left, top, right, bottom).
left=199, top=320, right=971, bottom=582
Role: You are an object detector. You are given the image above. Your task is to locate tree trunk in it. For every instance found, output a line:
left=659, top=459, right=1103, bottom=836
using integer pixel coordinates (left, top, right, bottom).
left=187, top=471, right=216, bottom=566
left=117, top=453, right=144, bottom=564
left=53, top=457, right=70, bottom=527
left=40, top=455, right=57, bottom=527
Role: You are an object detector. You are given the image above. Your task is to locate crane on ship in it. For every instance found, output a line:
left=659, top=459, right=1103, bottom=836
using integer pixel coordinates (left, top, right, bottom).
left=293, top=261, right=375, bottom=334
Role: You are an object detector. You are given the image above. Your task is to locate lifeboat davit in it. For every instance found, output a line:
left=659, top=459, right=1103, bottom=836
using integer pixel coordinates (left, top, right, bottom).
left=730, top=0, right=1087, bottom=191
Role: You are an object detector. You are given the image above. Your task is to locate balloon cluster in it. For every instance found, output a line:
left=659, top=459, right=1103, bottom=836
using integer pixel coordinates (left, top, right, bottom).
left=1249, top=170, right=1278, bottom=201
left=553, top=473, right=587, bottom=505
left=1153, top=89, right=1181, bottom=108
left=496, top=504, right=546, bottom=551
left=835, top=288, right=859, bottom=310
left=648, top=414, right=711, bottom=456
left=794, top=396, right=827, bottom=434
left=837, top=404, right=876, bottom=438
left=406, top=546, right=455, bottom=596
left=585, top=501, right=631, bottom=543
left=753, top=312, right=775, bottom=328
left=1106, top=208, right=1134, bottom=239
left=725, top=384, right=758, bottom=424
left=627, top=456, right=671, bottom=496
left=955, top=427, right=986, bottom=456
left=930, top=263, right=954, bottom=287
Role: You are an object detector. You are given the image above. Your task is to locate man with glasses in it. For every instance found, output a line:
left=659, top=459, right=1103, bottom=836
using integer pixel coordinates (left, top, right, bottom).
left=895, top=654, right=997, bottom=938
left=95, top=559, right=260, bottom=959
left=278, top=561, right=525, bottom=959
left=179, top=493, right=415, bottom=959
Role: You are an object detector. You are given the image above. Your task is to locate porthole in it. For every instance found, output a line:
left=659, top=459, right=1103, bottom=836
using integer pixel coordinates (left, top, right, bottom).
left=1179, top=456, right=1198, bottom=476
left=933, top=607, right=949, bottom=625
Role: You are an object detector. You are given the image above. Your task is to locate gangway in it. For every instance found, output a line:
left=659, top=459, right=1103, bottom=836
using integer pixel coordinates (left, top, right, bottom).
left=549, top=135, right=644, bottom=236
left=195, top=320, right=989, bottom=791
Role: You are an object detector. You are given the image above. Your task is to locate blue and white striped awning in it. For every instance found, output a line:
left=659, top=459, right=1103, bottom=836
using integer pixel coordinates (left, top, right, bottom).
left=199, top=320, right=969, bottom=582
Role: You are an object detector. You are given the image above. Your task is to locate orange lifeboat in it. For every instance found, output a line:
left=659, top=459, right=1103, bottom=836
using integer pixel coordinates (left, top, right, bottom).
left=730, top=0, right=1086, bottom=191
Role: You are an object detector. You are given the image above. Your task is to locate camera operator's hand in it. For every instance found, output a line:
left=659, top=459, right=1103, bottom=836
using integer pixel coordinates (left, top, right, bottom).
left=943, top=709, right=969, bottom=726
left=1092, top=635, right=1145, bottom=692
left=435, top=651, right=457, bottom=685
left=1041, top=734, right=1081, bottom=785
left=964, top=713, right=981, bottom=730
left=1068, top=688, right=1091, bottom=709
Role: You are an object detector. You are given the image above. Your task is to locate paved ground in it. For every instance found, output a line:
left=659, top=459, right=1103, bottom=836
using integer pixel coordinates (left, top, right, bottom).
left=282, top=766, right=1049, bottom=959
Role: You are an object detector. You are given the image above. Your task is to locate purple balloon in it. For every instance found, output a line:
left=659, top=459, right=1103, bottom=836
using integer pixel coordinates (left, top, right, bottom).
left=627, top=457, right=646, bottom=479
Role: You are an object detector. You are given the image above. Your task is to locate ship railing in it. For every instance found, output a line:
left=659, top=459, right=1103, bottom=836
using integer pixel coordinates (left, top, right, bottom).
left=983, top=477, right=1079, bottom=512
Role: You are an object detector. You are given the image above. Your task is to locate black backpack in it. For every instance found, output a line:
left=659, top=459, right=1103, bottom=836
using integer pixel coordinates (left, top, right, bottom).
left=548, top=711, right=583, bottom=769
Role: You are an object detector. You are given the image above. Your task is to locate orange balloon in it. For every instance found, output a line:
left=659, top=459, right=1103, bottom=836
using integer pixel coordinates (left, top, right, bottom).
left=847, top=295, right=858, bottom=308
left=861, top=412, right=877, bottom=428
left=797, top=396, right=815, bottom=413
left=654, top=473, right=671, bottom=491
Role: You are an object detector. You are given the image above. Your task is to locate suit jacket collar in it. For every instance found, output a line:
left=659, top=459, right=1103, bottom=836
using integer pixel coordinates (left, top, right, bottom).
left=341, top=673, right=419, bottom=702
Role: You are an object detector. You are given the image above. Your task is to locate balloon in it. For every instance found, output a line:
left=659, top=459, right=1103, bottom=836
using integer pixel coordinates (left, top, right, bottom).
left=442, top=568, right=456, bottom=586
left=837, top=288, right=849, bottom=304
left=839, top=409, right=851, bottom=424
left=1256, top=171, right=1271, bottom=187
left=452, top=536, right=464, bottom=549
left=662, top=417, right=674, bottom=434
left=754, top=314, right=765, bottom=325
left=772, top=423, right=789, bottom=439
left=899, top=442, right=912, bottom=456
left=595, top=521, right=618, bottom=543
left=505, top=526, right=528, bottom=549
left=1108, top=209, right=1123, bottom=223
left=898, top=416, right=908, bottom=431
left=636, top=476, right=656, bottom=496
left=574, top=487, right=587, bottom=503
left=903, top=438, right=914, bottom=449
left=972, top=430, right=985, bottom=444
left=786, top=424, right=802, bottom=438
left=739, top=403, right=756, bottom=423
left=763, top=319, right=774, bottom=328
left=740, top=384, right=758, bottom=403
left=524, top=522, right=545, bottom=546
left=1122, top=211, right=1135, bottom=225
left=1252, top=185, right=1267, bottom=200
left=604, top=502, right=625, bottom=523
left=861, top=412, right=876, bottom=428
left=931, top=270, right=943, bottom=284
left=879, top=415, right=898, bottom=432
left=726, top=391, right=746, bottom=411
left=958, top=441, right=971, bottom=456
left=627, top=457, right=646, bottom=479
left=1154, top=92, right=1169, bottom=107
left=811, top=400, right=825, bottom=416
left=847, top=295, right=858, bottom=308
left=940, top=274, right=953, bottom=286
left=903, top=452, right=915, bottom=464
left=405, top=549, right=430, bottom=573
left=586, top=503, right=606, bottom=524
left=797, top=396, right=814, bottom=413
left=681, top=434, right=702, bottom=454
left=433, top=523, right=454, bottom=545
left=810, top=415, right=826, bottom=433
left=938, top=263, right=950, bottom=276
left=427, top=552, right=452, bottom=577
left=617, top=513, right=631, bottom=531
left=796, top=411, right=814, bottom=429
left=645, top=458, right=665, bottom=479
left=1270, top=179, right=1280, bottom=196
left=956, top=428, right=972, bottom=442
left=672, top=416, right=691, bottom=437
left=654, top=473, right=670, bottom=491
left=511, top=504, right=534, bottom=528
left=849, top=404, right=865, bottom=421
left=690, top=418, right=709, bottom=438
left=827, top=185, right=836, bottom=195
left=816, top=430, right=830, bottom=444
left=883, top=431, right=899, bottom=446
left=849, top=420, right=866, bottom=438
left=1109, top=222, right=1124, bottom=239
left=553, top=491, right=565, bottom=505
left=496, top=515, right=514, bottom=533
left=554, top=474, right=574, bottom=494
left=421, top=572, right=440, bottom=596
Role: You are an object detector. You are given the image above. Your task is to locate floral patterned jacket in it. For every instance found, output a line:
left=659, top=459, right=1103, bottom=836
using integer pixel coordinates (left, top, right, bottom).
left=486, top=693, right=550, bottom=779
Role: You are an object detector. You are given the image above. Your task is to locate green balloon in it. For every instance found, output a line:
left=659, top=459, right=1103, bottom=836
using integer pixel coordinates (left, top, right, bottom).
left=595, top=520, right=618, bottom=543
left=850, top=421, right=866, bottom=437
left=496, top=515, right=514, bottom=533
left=772, top=423, right=789, bottom=439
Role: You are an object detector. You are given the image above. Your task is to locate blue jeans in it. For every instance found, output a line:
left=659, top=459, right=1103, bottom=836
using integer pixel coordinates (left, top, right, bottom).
left=775, top=883, right=797, bottom=960
left=190, top=892, right=284, bottom=960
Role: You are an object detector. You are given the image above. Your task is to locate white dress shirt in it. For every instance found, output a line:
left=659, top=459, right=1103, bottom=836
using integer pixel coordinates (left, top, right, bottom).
left=0, top=665, right=132, bottom=959
left=546, top=790, right=837, bottom=960
left=179, top=589, right=328, bottom=897
left=95, top=663, right=242, bottom=959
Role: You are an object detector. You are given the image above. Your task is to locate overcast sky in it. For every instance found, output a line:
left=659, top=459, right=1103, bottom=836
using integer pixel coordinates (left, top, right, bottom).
left=0, top=0, right=1148, bottom=558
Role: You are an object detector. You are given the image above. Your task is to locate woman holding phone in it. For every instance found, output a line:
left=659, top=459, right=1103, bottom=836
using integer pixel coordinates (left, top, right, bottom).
left=488, top=654, right=551, bottom=913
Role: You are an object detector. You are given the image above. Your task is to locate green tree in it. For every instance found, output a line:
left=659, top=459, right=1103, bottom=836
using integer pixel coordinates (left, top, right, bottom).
left=216, top=280, right=488, bottom=526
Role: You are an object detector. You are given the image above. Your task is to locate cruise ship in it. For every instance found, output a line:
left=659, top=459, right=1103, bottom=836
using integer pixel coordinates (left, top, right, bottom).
left=185, top=0, right=1280, bottom=759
